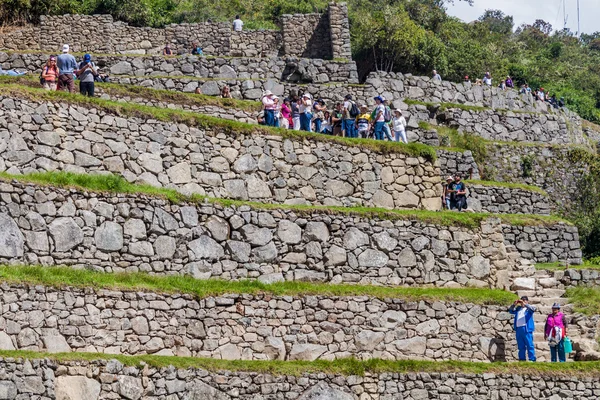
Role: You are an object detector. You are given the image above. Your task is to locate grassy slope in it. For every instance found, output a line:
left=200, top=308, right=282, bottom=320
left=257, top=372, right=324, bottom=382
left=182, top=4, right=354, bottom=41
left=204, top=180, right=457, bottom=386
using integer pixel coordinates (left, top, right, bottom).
left=0, top=171, right=571, bottom=228
left=536, top=262, right=600, bottom=271
left=0, top=75, right=262, bottom=112
left=1, top=349, right=600, bottom=376
left=0, top=81, right=437, bottom=162
left=566, top=286, right=600, bottom=316
left=465, top=180, right=548, bottom=196
left=0, top=265, right=516, bottom=304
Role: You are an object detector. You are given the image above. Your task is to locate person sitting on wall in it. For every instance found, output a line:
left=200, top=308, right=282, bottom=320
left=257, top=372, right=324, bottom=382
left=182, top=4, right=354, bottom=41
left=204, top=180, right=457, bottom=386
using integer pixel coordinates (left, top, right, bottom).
left=221, top=85, right=232, bottom=98
left=506, top=75, right=514, bottom=88
left=233, top=15, right=244, bottom=31
left=432, top=69, right=442, bottom=82
left=508, top=296, right=537, bottom=362
left=498, top=80, right=506, bottom=90
left=191, top=43, right=204, bottom=56
left=94, top=68, right=110, bottom=83
left=537, top=88, right=546, bottom=101
left=464, top=75, right=470, bottom=83
left=163, top=43, right=174, bottom=56
left=482, top=71, right=492, bottom=86
left=453, top=174, right=467, bottom=211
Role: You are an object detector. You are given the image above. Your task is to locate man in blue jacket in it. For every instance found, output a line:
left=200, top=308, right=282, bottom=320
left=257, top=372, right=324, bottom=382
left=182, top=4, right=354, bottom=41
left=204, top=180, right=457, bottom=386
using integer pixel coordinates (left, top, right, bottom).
left=508, top=296, right=537, bottom=361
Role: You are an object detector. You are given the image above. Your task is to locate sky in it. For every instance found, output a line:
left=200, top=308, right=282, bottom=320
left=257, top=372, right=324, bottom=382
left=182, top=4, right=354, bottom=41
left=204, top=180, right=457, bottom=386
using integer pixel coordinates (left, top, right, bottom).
left=446, top=0, right=597, bottom=35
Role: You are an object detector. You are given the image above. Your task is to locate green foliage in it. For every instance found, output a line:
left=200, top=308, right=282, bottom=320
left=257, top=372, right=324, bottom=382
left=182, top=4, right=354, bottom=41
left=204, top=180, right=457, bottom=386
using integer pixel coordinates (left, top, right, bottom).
left=520, top=155, right=534, bottom=178
left=565, top=286, right=600, bottom=316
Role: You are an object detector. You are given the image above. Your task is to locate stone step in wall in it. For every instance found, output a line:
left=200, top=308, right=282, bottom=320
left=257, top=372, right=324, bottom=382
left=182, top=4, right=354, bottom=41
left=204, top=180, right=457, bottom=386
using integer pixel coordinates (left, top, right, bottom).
left=0, top=179, right=555, bottom=287
left=0, top=283, right=595, bottom=362
left=2, top=357, right=600, bottom=399
left=0, top=52, right=359, bottom=84
left=0, top=95, right=442, bottom=210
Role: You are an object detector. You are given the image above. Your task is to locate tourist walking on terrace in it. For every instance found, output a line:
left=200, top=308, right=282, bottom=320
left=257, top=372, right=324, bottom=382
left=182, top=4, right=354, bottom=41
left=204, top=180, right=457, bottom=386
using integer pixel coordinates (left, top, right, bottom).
left=508, top=296, right=537, bottom=362
left=233, top=15, right=244, bottom=32
left=343, top=94, right=358, bottom=138
left=262, top=90, right=277, bottom=127
left=299, top=93, right=313, bottom=132
left=392, top=109, right=407, bottom=143
left=57, top=44, right=77, bottom=93
left=40, top=56, right=59, bottom=90
left=545, top=303, right=568, bottom=363
left=372, top=96, right=386, bottom=140
left=76, top=54, right=98, bottom=97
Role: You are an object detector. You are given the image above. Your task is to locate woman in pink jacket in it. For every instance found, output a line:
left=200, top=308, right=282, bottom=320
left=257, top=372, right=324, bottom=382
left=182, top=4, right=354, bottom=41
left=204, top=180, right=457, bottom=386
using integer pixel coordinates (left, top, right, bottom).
left=544, top=303, right=568, bottom=362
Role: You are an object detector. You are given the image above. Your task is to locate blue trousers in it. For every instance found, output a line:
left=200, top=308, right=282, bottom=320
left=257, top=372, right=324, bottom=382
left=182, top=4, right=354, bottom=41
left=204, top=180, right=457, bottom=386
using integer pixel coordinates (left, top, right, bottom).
left=516, top=326, right=536, bottom=361
left=550, top=339, right=566, bottom=362
left=383, top=124, right=393, bottom=141
left=314, top=119, right=322, bottom=134
left=343, top=119, right=356, bottom=138
left=264, top=110, right=276, bottom=127
left=374, top=121, right=386, bottom=140
left=300, top=113, right=312, bottom=132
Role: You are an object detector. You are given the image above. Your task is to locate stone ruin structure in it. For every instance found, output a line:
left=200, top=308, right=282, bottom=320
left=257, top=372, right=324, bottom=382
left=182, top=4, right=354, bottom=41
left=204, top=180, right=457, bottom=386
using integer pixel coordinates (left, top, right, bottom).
left=0, top=3, right=599, bottom=399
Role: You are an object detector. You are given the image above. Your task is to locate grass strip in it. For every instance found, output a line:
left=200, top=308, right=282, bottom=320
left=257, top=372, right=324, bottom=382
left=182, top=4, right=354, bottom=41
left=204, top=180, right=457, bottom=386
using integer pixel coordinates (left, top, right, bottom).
left=0, top=171, right=571, bottom=228
left=536, top=262, right=600, bottom=271
left=465, top=180, right=548, bottom=196
left=565, top=286, right=600, bottom=316
left=1, top=75, right=261, bottom=112
left=0, top=265, right=516, bottom=305
left=0, top=81, right=437, bottom=161
left=0, top=349, right=599, bottom=376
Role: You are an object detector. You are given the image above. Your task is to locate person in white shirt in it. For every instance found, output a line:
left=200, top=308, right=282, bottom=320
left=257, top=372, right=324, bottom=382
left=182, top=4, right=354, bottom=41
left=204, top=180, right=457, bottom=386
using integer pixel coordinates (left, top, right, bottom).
left=372, top=96, right=386, bottom=140
left=262, top=90, right=276, bottom=127
left=299, top=93, right=313, bottom=132
left=508, top=296, right=537, bottom=362
left=392, top=109, right=407, bottom=143
left=432, top=69, right=442, bottom=82
left=233, top=15, right=243, bottom=32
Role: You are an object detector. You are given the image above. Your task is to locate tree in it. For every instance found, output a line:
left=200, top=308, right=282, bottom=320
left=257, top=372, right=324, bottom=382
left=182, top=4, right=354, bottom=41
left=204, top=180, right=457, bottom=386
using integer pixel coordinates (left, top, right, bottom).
left=478, top=9, right=513, bottom=35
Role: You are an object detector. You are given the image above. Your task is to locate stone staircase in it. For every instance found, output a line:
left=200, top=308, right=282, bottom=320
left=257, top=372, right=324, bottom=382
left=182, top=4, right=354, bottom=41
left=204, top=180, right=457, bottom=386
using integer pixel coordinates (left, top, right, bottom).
left=512, top=268, right=600, bottom=361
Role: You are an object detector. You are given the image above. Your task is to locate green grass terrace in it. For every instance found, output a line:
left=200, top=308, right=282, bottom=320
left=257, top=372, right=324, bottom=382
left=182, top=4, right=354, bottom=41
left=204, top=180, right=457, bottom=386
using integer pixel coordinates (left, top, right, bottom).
left=1, top=349, right=600, bottom=376
left=0, top=171, right=571, bottom=229
left=0, top=265, right=515, bottom=305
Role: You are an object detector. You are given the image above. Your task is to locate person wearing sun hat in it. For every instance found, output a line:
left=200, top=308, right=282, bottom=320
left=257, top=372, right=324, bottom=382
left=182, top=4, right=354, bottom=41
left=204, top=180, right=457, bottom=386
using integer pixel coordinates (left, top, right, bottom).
left=545, top=303, right=568, bottom=362
left=76, top=53, right=98, bottom=97
left=508, top=295, right=537, bottom=362
left=262, top=90, right=277, bottom=127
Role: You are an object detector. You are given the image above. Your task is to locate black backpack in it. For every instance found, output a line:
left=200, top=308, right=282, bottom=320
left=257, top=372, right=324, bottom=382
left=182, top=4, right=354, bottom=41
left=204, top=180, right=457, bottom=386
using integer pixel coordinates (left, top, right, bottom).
left=349, top=101, right=360, bottom=118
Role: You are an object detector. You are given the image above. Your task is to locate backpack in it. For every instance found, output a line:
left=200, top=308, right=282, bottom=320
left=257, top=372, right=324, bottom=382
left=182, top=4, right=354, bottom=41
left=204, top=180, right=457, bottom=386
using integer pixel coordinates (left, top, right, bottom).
left=349, top=101, right=360, bottom=118
left=384, top=106, right=392, bottom=123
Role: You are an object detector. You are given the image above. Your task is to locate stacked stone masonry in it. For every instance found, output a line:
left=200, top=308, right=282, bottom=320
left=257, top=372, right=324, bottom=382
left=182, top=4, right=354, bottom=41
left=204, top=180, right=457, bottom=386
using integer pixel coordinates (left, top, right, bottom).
left=468, top=184, right=551, bottom=215
left=0, top=283, right=596, bottom=362
left=0, top=180, right=581, bottom=283
left=503, top=224, right=582, bottom=265
left=0, top=3, right=352, bottom=60
left=0, top=51, right=359, bottom=84
left=1, top=358, right=600, bottom=399
left=0, top=96, right=442, bottom=210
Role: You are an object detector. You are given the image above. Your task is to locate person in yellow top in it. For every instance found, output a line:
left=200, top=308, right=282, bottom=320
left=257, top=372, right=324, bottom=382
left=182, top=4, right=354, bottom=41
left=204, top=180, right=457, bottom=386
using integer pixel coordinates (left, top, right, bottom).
left=355, top=105, right=372, bottom=139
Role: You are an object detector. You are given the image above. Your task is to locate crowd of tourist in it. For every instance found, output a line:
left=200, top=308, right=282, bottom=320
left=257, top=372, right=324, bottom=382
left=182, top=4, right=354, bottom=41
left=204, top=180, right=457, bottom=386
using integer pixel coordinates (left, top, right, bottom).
left=258, top=91, right=409, bottom=143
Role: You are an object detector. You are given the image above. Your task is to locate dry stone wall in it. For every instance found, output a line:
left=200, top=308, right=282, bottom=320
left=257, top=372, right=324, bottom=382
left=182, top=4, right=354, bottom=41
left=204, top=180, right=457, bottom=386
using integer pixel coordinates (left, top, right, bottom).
left=484, top=143, right=589, bottom=209
left=0, top=3, right=352, bottom=60
left=0, top=179, right=544, bottom=287
left=503, top=224, right=582, bottom=265
left=0, top=51, right=359, bottom=84
left=2, top=357, right=600, bottom=399
left=468, top=184, right=551, bottom=215
left=0, top=283, right=595, bottom=362
left=436, top=149, right=481, bottom=180
left=0, top=96, right=441, bottom=209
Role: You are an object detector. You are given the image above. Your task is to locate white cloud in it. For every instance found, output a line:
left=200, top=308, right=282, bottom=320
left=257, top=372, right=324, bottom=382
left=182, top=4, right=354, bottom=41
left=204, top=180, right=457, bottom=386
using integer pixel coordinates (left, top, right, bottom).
left=446, top=0, right=597, bottom=34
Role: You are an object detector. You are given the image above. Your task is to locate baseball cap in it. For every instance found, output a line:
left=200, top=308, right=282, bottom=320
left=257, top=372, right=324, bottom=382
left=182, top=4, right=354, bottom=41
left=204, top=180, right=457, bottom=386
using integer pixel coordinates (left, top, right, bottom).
left=62, top=44, right=69, bottom=53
